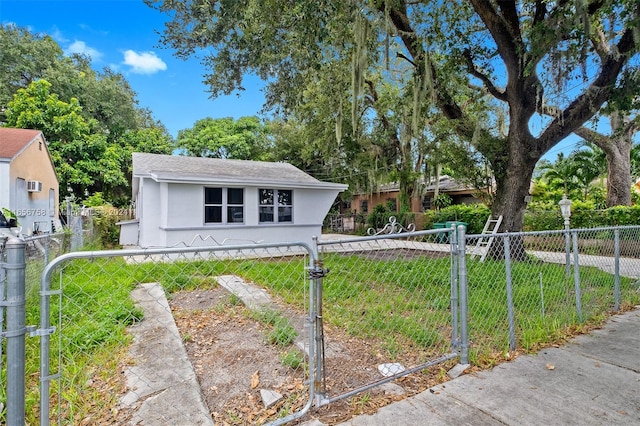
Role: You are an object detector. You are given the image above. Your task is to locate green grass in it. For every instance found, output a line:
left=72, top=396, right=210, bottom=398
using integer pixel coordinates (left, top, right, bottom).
left=11, top=250, right=640, bottom=424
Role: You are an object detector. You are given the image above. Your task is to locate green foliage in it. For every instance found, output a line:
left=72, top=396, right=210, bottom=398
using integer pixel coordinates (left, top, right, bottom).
left=255, top=309, right=298, bottom=347
left=88, top=205, right=131, bottom=248
left=1, top=25, right=174, bottom=206
left=423, top=204, right=490, bottom=234
left=432, top=193, right=452, bottom=210
left=176, top=116, right=271, bottom=160
left=83, top=192, right=109, bottom=207
left=279, top=350, right=304, bottom=370
left=366, top=202, right=415, bottom=230
left=367, top=203, right=391, bottom=229
left=524, top=204, right=640, bottom=231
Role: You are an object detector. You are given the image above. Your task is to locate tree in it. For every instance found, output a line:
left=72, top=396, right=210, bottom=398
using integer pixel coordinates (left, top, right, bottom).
left=4, top=80, right=174, bottom=205
left=2, top=25, right=176, bottom=205
left=4, top=80, right=118, bottom=198
left=0, top=24, right=64, bottom=122
left=540, top=153, right=579, bottom=196
left=176, top=116, right=271, bottom=160
left=0, top=24, right=141, bottom=138
left=148, top=1, right=640, bottom=237
left=570, top=143, right=607, bottom=198
left=574, top=112, right=639, bottom=207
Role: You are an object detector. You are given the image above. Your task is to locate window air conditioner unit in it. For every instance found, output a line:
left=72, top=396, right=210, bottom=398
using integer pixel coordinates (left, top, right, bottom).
left=27, top=180, right=43, bottom=192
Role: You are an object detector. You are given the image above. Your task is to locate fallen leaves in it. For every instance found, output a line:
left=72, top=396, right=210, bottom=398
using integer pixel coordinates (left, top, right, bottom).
left=546, top=363, right=555, bottom=370
left=251, top=371, right=260, bottom=389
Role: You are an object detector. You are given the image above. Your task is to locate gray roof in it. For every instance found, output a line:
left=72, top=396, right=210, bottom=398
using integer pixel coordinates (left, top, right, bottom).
left=132, top=153, right=347, bottom=190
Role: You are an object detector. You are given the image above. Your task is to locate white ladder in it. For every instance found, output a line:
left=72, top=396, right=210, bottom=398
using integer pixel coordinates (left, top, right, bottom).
left=470, top=215, right=502, bottom=262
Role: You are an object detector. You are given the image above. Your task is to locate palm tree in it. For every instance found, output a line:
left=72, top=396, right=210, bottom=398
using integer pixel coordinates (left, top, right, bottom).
left=571, top=144, right=607, bottom=198
left=540, top=153, right=580, bottom=196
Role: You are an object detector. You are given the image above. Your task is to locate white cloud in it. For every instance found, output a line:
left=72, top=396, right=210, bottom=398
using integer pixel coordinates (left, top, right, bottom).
left=64, top=40, right=102, bottom=60
left=123, top=50, right=167, bottom=75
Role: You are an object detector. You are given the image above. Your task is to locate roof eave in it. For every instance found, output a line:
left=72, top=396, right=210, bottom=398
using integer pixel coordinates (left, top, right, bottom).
left=135, top=173, right=348, bottom=191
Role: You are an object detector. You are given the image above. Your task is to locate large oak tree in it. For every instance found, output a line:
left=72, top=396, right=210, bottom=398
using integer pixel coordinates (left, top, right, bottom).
left=147, top=0, right=639, bottom=234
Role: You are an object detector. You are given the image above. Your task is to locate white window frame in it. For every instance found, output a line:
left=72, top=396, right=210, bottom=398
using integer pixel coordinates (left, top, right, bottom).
left=204, top=187, right=244, bottom=224
left=259, top=188, right=293, bottom=223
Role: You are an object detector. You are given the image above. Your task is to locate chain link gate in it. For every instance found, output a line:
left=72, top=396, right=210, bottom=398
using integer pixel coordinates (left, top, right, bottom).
left=36, top=241, right=320, bottom=425
left=313, top=227, right=468, bottom=408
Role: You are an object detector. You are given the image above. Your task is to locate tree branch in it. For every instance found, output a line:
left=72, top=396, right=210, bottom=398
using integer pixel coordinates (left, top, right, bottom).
left=470, top=0, right=520, bottom=75
left=396, top=52, right=416, bottom=67
left=463, top=49, right=507, bottom=101
left=538, top=25, right=637, bottom=154
left=573, top=126, right=609, bottom=147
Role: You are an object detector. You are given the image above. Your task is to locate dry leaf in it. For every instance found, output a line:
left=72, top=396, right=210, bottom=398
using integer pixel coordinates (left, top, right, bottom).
left=546, top=363, right=555, bottom=370
left=251, top=371, right=260, bottom=389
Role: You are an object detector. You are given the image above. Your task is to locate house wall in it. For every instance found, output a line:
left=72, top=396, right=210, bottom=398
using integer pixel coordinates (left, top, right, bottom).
left=350, top=192, right=399, bottom=215
left=351, top=191, right=481, bottom=213
left=138, top=179, right=165, bottom=247
left=0, top=162, right=9, bottom=209
left=134, top=179, right=340, bottom=248
left=7, top=136, right=59, bottom=234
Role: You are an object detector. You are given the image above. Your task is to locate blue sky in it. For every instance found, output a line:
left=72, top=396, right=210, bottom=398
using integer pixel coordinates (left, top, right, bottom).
left=0, top=0, right=595, bottom=161
left=0, top=0, right=266, bottom=138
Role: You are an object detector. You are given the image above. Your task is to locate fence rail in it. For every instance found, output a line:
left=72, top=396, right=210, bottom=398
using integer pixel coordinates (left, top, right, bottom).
left=1, top=224, right=639, bottom=425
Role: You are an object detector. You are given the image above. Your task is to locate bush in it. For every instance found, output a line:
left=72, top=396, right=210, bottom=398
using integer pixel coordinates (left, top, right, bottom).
left=525, top=204, right=640, bottom=231
left=90, top=206, right=127, bottom=248
left=366, top=202, right=415, bottom=231
left=423, top=204, right=491, bottom=234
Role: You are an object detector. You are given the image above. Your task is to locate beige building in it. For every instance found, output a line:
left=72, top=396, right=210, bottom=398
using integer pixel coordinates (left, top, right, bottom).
left=0, top=128, right=59, bottom=234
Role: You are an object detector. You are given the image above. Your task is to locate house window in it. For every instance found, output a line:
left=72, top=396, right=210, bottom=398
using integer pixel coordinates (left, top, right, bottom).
left=360, top=200, right=368, bottom=213
left=259, top=189, right=293, bottom=223
left=204, top=187, right=244, bottom=224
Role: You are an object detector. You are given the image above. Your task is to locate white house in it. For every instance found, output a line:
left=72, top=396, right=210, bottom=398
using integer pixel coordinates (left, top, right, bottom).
left=119, top=153, right=348, bottom=248
left=0, top=128, right=59, bottom=235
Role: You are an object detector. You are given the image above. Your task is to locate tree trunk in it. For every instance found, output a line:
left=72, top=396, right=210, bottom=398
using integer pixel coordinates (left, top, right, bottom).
left=574, top=115, right=634, bottom=207
left=604, top=138, right=632, bottom=207
left=488, top=136, right=539, bottom=260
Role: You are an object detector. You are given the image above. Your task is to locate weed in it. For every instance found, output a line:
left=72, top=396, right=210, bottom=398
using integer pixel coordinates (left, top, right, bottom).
left=268, top=321, right=298, bottom=347
left=280, top=350, right=304, bottom=370
left=228, top=293, right=243, bottom=306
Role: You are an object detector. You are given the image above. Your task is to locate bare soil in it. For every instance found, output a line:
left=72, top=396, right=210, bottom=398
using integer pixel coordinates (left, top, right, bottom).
left=169, top=286, right=453, bottom=425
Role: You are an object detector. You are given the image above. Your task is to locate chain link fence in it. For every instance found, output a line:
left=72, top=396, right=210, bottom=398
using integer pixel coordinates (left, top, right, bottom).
left=2, top=224, right=640, bottom=425
left=37, top=242, right=317, bottom=425
left=465, top=226, right=640, bottom=365
left=315, top=230, right=463, bottom=407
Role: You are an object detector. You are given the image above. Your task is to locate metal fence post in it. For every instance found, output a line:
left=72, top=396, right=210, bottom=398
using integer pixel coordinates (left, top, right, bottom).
left=311, top=237, right=325, bottom=405
left=614, top=229, right=620, bottom=311
left=457, top=225, right=469, bottom=365
left=503, top=235, right=516, bottom=351
left=0, top=238, right=5, bottom=418
left=450, top=226, right=459, bottom=349
left=5, top=237, right=27, bottom=425
left=571, top=231, right=582, bottom=321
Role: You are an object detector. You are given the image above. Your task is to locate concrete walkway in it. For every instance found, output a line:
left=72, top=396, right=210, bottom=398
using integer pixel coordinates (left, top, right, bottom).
left=329, top=307, right=640, bottom=426
left=120, top=283, right=213, bottom=425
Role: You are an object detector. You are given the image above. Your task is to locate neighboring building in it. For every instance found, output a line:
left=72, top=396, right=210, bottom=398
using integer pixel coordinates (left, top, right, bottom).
left=119, top=153, right=348, bottom=248
left=0, top=128, right=59, bottom=235
left=349, top=175, right=484, bottom=216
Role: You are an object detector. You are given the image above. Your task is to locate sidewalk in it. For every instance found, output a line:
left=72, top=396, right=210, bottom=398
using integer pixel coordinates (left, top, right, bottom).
left=330, top=306, right=640, bottom=426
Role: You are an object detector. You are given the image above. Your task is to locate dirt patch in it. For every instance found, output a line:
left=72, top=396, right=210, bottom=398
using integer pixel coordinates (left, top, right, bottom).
left=169, top=286, right=452, bottom=425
